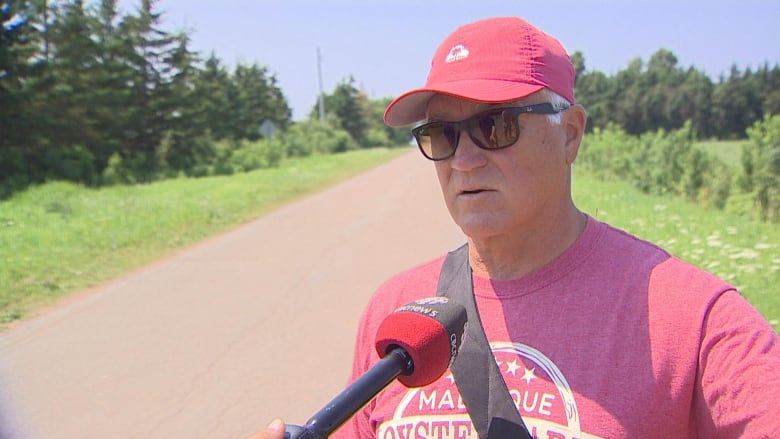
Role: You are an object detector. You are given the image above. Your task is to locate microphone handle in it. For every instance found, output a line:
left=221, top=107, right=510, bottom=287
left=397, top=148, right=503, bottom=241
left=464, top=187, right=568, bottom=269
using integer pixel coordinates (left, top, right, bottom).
left=284, top=348, right=413, bottom=439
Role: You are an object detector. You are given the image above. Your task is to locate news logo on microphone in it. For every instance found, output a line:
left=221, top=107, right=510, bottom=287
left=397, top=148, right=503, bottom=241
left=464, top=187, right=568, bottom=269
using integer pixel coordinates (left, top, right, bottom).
left=375, top=297, right=467, bottom=387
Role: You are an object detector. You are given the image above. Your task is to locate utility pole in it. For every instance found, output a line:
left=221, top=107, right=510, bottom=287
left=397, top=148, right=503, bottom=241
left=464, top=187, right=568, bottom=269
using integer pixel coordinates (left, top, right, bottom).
left=317, top=47, right=325, bottom=123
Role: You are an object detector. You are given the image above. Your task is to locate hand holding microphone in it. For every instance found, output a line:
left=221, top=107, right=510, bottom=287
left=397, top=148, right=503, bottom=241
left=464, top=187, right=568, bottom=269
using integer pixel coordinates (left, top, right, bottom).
left=246, top=419, right=286, bottom=439
left=269, top=297, right=467, bottom=439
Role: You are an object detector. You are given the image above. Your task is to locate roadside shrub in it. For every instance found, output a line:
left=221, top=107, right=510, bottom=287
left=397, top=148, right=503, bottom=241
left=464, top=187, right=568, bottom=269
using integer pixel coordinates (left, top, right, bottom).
left=699, top=160, right=732, bottom=209
left=159, top=131, right=218, bottom=178
left=283, top=119, right=357, bottom=155
left=102, top=153, right=142, bottom=185
left=265, top=137, right=285, bottom=167
left=210, top=140, right=239, bottom=175
left=0, top=147, right=31, bottom=199
left=579, top=121, right=733, bottom=210
left=631, top=122, right=696, bottom=197
left=738, top=115, right=780, bottom=222
left=282, top=124, right=315, bottom=157
left=1, top=144, right=99, bottom=197
left=228, top=140, right=268, bottom=172
left=41, top=145, right=98, bottom=185
left=578, top=123, right=637, bottom=180
left=101, top=149, right=166, bottom=185
left=228, top=137, right=286, bottom=172
left=363, top=128, right=390, bottom=148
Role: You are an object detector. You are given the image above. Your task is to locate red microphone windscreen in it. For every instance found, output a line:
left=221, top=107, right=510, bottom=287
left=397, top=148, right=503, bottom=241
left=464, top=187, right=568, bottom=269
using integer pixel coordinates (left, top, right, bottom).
left=374, top=298, right=467, bottom=387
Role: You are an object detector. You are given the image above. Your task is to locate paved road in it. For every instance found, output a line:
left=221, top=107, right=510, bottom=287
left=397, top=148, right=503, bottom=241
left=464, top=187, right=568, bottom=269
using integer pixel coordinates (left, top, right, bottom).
left=0, top=150, right=464, bottom=439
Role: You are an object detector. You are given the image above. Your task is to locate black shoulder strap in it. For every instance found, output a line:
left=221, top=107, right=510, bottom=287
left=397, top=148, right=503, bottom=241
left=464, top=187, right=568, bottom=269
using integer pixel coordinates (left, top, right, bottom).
left=437, top=244, right=531, bottom=438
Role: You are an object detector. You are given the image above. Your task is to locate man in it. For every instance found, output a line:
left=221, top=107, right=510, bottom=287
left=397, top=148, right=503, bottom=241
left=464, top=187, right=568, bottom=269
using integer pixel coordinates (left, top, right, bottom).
left=252, top=16, right=780, bottom=438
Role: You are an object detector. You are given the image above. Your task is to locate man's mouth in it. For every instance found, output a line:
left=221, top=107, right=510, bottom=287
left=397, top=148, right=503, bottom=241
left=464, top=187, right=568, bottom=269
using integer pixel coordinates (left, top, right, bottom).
left=460, top=188, right=489, bottom=195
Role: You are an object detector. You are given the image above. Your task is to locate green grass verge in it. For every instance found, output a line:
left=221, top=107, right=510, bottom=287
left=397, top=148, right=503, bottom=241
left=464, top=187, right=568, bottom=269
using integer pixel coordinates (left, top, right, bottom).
left=0, top=148, right=408, bottom=324
left=695, top=139, right=745, bottom=168
left=574, top=170, right=779, bottom=332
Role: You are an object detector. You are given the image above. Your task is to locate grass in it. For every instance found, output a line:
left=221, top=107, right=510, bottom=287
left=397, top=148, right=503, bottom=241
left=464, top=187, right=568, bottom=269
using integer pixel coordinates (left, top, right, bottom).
left=573, top=170, right=779, bottom=332
left=0, top=147, right=408, bottom=324
left=695, top=139, right=746, bottom=168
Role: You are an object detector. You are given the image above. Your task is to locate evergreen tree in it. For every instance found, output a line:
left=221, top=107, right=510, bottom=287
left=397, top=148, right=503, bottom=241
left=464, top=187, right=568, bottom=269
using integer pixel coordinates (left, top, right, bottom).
left=612, top=58, right=645, bottom=135
left=571, top=52, right=614, bottom=132
left=118, top=0, right=179, bottom=178
left=89, top=0, right=136, bottom=173
left=1, top=0, right=47, bottom=150
left=712, top=66, right=761, bottom=139
left=230, top=63, right=291, bottom=142
left=193, top=54, right=233, bottom=141
left=322, top=77, right=369, bottom=146
left=161, top=31, right=210, bottom=174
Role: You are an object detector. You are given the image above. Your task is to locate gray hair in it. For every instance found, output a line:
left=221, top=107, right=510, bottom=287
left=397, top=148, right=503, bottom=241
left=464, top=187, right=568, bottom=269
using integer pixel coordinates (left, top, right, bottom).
left=537, top=88, right=572, bottom=125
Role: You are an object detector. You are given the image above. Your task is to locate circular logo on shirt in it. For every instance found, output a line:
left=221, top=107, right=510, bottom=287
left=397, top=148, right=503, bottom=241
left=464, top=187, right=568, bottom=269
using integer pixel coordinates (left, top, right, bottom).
left=377, top=342, right=604, bottom=439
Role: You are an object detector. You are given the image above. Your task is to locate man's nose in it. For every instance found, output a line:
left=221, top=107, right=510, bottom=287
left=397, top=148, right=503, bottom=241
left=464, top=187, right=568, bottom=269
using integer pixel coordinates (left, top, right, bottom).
left=450, top=129, right=488, bottom=171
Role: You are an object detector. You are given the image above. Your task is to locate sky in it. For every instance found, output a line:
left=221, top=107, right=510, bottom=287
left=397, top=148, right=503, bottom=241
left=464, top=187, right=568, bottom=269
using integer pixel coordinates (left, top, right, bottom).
left=118, top=0, right=780, bottom=120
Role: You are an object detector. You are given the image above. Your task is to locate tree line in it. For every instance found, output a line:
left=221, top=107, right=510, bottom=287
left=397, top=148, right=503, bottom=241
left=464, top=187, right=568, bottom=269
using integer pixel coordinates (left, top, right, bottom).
left=572, top=50, right=779, bottom=139
left=1, top=0, right=778, bottom=200
left=1, top=0, right=408, bottom=198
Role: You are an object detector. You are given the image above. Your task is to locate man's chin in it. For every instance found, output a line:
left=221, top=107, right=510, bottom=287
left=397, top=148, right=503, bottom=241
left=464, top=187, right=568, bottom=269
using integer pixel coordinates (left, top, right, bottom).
left=455, top=216, right=507, bottom=240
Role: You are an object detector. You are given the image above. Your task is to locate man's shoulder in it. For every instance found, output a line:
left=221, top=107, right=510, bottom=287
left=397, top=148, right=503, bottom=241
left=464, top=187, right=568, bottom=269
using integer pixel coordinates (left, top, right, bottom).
left=371, top=255, right=447, bottom=306
left=597, top=219, right=671, bottom=258
left=356, top=254, right=450, bottom=340
left=596, top=218, right=732, bottom=290
left=362, top=254, right=451, bottom=319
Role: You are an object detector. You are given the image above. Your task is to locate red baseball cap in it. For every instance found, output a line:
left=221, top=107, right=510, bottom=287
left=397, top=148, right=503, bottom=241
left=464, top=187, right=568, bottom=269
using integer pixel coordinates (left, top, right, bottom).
left=384, top=16, right=576, bottom=127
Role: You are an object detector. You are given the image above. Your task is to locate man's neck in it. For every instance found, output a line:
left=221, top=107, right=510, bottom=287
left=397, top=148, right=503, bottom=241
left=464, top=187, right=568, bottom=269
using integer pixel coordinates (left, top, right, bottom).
left=467, top=208, right=588, bottom=280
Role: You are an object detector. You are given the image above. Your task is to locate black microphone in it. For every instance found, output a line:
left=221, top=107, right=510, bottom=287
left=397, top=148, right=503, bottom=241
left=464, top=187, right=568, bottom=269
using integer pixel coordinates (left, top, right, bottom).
left=283, top=297, right=467, bottom=439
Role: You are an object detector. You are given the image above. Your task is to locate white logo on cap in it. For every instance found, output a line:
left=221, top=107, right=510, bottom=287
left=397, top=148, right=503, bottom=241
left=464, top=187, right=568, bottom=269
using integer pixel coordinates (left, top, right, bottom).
left=445, top=44, right=469, bottom=63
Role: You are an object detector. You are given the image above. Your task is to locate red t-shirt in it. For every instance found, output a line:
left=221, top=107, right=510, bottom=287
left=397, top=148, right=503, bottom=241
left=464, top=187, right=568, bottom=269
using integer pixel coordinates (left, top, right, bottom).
left=333, top=217, right=780, bottom=438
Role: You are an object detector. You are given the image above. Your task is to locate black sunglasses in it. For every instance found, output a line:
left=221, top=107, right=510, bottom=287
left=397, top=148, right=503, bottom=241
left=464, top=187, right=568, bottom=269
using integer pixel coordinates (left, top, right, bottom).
left=411, top=102, right=569, bottom=161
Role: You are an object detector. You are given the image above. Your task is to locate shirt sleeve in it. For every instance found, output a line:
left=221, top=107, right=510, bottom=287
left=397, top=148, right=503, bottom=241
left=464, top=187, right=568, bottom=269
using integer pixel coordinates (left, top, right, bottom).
left=694, top=289, right=780, bottom=437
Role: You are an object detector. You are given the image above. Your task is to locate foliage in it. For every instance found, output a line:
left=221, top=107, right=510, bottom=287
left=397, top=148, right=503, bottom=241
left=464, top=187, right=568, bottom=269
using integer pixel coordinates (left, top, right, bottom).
left=0, top=146, right=30, bottom=198
left=695, top=140, right=746, bottom=168
left=282, top=119, right=356, bottom=156
left=0, top=0, right=294, bottom=197
left=737, top=115, right=780, bottom=222
left=369, top=97, right=413, bottom=146
left=1, top=1, right=415, bottom=199
left=228, top=137, right=285, bottom=172
left=309, top=79, right=411, bottom=149
left=573, top=50, right=779, bottom=139
left=580, top=123, right=780, bottom=223
left=2, top=0, right=775, bottom=219
left=579, top=123, right=732, bottom=210
left=317, top=77, right=370, bottom=146
left=575, top=122, right=636, bottom=180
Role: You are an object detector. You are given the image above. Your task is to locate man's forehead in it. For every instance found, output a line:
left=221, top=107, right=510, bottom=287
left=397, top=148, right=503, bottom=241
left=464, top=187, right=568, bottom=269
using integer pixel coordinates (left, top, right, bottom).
left=425, top=92, right=542, bottom=119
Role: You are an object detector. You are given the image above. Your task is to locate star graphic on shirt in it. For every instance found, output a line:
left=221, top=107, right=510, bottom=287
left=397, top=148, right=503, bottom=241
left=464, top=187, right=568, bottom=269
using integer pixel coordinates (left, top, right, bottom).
left=521, top=367, right=537, bottom=385
left=505, top=359, right=522, bottom=376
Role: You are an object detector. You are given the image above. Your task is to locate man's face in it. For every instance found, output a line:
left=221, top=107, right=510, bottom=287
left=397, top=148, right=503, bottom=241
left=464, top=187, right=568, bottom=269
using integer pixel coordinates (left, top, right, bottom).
left=427, top=93, right=580, bottom=241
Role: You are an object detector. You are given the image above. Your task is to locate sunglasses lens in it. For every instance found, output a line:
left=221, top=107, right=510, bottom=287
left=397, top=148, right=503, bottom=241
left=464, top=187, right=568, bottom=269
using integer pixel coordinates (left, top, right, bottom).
left=413, top=107, right=525, bottom=160
left=415, top=123, right=458, bottom=160
left=472, top=110, right=518, bottom=149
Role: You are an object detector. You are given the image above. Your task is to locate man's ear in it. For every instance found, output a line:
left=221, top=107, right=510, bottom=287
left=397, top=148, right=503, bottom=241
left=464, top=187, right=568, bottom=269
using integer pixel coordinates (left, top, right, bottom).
left=563, top=104, right=587, bottom=165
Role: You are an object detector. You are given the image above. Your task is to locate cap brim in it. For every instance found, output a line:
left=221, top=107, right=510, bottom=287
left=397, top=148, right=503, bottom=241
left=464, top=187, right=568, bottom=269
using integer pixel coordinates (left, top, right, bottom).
left=383, top=80, right=545, bottom=127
